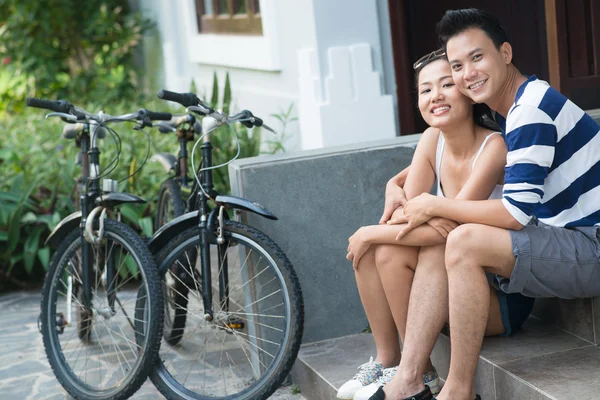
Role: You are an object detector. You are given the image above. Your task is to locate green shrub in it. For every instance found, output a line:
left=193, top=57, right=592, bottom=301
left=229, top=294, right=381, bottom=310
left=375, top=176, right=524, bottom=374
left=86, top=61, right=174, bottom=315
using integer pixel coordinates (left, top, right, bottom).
left=0, top=1, right=152, bottom=113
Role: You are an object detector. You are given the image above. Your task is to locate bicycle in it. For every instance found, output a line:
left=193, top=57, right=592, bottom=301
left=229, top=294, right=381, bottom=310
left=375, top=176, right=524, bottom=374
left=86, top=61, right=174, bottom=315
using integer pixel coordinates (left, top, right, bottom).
left=140, top=90, right=304, bottom=400
left=150, top=114, right=202, bottom=230
left=26, top=98, right=170, bottom=400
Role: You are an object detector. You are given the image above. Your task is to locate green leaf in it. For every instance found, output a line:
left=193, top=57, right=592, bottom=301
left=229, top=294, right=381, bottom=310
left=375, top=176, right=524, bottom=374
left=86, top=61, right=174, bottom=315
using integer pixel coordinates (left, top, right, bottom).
left=119, top=204, right=142, bottom=224
left=210, top=71, right=219, bottom=108
left=8, top=206, right=21, bottom=252
left=138, top=217, right=153, bottom=238
left=222, top=72, right=231, bottom=115
left=20, top=211, right=37, bottom=224
left=0, top=231, right=8, bottom=242
left=0, top=148, right=17, bottom=162
left=123, top=254, right=139, bottom=277
left=38, top=247, right=50, bottom=270
left=23, top=226, right=43, bottom=274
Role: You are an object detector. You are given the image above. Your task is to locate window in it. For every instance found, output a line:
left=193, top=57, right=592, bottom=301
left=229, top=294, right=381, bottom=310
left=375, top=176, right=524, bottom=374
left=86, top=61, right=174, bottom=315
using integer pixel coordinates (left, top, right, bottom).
left=195, top=0, right=262, bottom=35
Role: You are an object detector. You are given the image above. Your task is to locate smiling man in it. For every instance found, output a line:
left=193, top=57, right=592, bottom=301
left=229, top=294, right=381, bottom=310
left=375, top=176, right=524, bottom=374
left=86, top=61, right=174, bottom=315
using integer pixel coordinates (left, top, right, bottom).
left=372, top=8, right=600, bottom=400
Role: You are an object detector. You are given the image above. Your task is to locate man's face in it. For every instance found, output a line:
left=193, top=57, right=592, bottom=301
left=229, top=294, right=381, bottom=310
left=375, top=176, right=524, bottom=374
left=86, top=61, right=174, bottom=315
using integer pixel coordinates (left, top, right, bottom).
left=446, top=28, right=510, bottom=104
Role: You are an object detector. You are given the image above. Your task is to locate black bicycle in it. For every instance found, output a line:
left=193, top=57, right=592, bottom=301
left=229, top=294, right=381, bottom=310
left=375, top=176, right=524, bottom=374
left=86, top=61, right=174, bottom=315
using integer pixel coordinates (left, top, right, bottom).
left=141, top=90, right=304, bottom=400
left=27, top=98, right=170, bottom=400
left=150, top=113, right=202, bottom=230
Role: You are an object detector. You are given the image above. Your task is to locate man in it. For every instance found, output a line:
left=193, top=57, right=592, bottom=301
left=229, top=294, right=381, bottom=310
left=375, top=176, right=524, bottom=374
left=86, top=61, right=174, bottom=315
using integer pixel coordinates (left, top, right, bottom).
left=372, top=8, right=600, bottom=400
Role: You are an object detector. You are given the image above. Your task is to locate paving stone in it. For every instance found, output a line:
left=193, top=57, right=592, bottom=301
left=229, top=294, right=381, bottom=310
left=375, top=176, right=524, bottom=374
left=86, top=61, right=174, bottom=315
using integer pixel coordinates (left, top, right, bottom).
left=0, top=291, right=306, bottom=399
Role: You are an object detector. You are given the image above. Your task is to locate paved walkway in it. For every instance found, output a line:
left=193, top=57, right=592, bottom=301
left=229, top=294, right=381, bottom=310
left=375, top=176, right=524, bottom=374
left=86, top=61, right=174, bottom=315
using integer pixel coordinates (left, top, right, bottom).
left=0, top=291, right=307, bottom=399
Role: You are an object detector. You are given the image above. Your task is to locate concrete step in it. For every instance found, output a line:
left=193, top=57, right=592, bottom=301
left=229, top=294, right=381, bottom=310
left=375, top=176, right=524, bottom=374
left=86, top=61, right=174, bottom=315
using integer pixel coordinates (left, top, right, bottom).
left=291, top=317, right=600, bottom=400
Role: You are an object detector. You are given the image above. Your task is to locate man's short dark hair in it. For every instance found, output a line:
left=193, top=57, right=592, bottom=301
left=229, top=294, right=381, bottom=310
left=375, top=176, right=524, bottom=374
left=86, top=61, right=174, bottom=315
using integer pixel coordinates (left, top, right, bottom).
left=437, top=8, right=510, bottom=50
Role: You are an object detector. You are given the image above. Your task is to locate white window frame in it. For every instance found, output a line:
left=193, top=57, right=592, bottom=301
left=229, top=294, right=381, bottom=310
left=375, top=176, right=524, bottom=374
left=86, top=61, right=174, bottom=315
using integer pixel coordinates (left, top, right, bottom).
left=182, top=0, right=281, bottom=71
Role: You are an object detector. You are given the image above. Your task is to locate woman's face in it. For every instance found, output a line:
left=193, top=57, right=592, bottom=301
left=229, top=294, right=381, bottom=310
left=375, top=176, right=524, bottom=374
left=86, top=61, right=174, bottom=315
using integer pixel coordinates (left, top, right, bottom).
left=417, top=58, right=473, bottom=129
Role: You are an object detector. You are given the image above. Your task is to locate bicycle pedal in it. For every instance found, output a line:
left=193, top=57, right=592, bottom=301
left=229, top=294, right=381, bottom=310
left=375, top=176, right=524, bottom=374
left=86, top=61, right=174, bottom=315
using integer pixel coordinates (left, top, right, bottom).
left=225, top=317, right=244, bottom=330
left=213, top=317, right=245, bottom=333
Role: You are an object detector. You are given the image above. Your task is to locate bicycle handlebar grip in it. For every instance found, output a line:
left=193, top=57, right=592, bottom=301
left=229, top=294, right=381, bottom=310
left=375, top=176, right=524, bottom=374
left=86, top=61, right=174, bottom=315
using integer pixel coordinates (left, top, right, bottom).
left=145, top=110, right=173, bottom=121
left=253, top=116, right=264, bottom=127
left=157, top=89, right=200, bottom=108
left=26, top=98, right=71, bottom=113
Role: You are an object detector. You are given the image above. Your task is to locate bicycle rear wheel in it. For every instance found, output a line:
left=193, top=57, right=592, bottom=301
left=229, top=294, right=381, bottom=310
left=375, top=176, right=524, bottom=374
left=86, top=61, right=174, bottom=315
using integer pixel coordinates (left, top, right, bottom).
left=40, top=219, right=163, bottom=400
left=155, top=177, right=185, bottom=229
left=150, top=221, right=304, bottom=400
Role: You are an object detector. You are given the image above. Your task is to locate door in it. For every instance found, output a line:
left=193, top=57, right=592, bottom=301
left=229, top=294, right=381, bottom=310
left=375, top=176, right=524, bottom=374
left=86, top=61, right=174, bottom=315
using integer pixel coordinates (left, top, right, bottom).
left=546, top=0, right=600, bottom=110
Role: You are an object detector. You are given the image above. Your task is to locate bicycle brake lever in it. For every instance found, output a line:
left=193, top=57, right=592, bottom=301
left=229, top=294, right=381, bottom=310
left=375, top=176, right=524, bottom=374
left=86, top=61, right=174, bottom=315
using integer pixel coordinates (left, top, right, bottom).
left=262, top=124, right=278, bottom=134
left=46, top=112, right=77, bottom=121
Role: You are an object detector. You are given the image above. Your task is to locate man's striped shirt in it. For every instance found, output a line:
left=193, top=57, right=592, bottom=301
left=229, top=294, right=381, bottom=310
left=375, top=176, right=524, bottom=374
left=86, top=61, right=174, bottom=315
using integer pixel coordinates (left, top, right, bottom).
left=495, top=76, right=600, bottom=227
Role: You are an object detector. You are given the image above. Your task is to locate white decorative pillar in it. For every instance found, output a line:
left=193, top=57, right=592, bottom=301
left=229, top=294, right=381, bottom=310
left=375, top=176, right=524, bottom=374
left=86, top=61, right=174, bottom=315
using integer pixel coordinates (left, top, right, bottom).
left=296, top=0, right=397, bottom=150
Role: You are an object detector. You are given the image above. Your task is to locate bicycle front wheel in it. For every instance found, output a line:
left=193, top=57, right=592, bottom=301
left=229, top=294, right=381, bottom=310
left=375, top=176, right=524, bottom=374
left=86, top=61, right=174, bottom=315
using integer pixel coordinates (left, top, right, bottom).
left=150, top=221, right=304, bottom=400
left=40, top=219, right=164, bottom=400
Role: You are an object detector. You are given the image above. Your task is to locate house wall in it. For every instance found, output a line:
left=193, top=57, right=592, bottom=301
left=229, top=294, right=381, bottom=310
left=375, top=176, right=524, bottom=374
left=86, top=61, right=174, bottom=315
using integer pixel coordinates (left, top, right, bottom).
left=139, top=0, right=399, bottom=152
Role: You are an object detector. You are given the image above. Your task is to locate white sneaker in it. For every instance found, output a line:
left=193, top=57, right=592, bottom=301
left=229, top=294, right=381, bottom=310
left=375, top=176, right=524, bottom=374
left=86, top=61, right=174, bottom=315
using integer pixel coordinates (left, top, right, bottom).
left=336, top=357, right=384, bottom=399
left=352, top=366, right=441, bottom=400
left=423, top=368, right=441, bottom=395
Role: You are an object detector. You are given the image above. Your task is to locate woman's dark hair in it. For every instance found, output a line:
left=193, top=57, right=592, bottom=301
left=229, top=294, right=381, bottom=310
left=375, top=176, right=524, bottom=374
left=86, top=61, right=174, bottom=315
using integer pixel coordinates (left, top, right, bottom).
left=436, top=8, right=510, bottom=50
left=414, top=54, right=500, bottom=131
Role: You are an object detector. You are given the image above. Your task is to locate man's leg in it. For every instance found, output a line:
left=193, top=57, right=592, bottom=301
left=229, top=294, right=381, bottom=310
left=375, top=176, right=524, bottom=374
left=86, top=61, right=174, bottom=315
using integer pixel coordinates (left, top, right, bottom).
left=382, top=244, right=449, bottom=398
left=374, top=244, right=435, bottom=371
left=382, top=241, right=508, bottom=400
left=437, top=224, right=514, bottom=400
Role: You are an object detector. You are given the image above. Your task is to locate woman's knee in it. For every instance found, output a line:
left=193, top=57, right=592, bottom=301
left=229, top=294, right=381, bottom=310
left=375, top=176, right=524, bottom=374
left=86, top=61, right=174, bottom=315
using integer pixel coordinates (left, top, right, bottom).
left=374, top=244, right=418, bottom=271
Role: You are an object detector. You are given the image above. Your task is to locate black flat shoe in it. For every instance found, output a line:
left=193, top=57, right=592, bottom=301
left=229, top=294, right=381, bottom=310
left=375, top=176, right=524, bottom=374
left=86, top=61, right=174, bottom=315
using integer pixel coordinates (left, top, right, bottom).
left=368, top=385, right=433, bottom=400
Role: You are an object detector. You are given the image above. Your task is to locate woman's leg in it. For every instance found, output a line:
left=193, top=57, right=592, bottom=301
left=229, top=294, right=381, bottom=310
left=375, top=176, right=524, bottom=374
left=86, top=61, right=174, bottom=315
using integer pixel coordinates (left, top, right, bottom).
left=377, top=244, right=444, bottom=373
left=355, top=244, right=418, bottom=367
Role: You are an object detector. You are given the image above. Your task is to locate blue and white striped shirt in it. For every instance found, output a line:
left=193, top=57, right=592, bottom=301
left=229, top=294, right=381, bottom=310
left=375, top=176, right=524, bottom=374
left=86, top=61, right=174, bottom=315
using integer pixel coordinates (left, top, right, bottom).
left=495, top=76, right=600, bottom=227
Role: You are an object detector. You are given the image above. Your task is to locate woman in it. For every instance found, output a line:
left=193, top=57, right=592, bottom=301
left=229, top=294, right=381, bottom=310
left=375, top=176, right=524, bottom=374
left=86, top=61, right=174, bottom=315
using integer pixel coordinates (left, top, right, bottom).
left=337, top=50, right=534, bottom=400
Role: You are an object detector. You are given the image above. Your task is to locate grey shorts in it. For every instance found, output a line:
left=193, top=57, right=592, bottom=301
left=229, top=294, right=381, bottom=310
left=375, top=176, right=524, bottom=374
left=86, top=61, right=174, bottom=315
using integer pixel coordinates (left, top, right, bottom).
left=493, top=221, right=600, bottom=299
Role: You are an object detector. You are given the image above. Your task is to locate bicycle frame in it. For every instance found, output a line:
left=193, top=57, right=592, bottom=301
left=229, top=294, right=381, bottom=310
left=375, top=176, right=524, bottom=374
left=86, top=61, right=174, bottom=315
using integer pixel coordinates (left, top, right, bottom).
left=78, top=124, right=105, bottom=311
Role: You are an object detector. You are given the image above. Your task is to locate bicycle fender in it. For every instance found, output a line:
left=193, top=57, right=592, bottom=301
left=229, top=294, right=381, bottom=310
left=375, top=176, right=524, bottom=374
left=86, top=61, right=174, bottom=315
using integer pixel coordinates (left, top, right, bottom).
left=95, top=192, right=146, bottom=208
left=45, top=211, right=82, bottom=248
left=215, top=195, right=278, bottom=220
left=150, top=152, right=177, bottom=173
left=147, top=211, right=199, bottom=254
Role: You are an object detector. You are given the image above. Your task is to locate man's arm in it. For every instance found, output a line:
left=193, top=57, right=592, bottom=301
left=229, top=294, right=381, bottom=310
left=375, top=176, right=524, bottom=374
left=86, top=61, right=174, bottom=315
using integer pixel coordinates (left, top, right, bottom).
left=425, top=197, right=522, bottom=230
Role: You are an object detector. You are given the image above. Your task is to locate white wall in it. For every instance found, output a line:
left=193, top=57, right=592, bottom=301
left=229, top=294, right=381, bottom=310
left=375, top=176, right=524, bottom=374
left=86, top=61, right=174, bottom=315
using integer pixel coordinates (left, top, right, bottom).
left=139, top=0, right=398, bottom=152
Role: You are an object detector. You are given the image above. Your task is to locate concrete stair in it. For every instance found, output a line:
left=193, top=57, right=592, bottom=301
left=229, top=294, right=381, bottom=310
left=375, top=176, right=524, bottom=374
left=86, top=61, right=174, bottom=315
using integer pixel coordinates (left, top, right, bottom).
left=291, top=297, right=600, bottom=400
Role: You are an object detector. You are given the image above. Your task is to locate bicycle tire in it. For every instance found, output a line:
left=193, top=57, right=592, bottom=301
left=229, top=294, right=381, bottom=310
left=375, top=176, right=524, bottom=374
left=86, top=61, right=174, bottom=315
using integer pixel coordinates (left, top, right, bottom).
left=40, top=220, right=164, bottom=400
left=156, top=177, right=192, bottom=345
left=149, top=221, right=304, bottom=400
left=155, top=177, right=186, bottom=229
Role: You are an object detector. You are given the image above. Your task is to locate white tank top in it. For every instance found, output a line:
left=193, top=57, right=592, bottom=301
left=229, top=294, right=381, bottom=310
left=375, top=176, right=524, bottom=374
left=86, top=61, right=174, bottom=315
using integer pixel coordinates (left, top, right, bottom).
left=435, top=132, right=504, bottom=199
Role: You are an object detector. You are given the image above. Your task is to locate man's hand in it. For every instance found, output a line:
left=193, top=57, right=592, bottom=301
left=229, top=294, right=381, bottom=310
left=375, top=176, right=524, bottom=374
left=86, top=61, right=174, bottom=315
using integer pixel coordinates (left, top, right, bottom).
left=379, top=183, right=408, bottom=224
left=427, top=217, right=458, bottom=239
left=389, top=192, right=438, bottom=240
left=346, top=227, right=373, bottom=270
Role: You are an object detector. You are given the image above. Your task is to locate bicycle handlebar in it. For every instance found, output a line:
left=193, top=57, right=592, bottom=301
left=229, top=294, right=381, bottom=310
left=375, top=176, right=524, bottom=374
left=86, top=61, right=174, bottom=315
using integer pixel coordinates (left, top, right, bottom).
left=157, top=89, right=277, bottom=133
left=26, top=97, right=173, bottom=125
left=26, top=98, right=72, bottom=113
left=141, top=109, right=172, bottom=121
left=157, top=90, right=200, bottom=108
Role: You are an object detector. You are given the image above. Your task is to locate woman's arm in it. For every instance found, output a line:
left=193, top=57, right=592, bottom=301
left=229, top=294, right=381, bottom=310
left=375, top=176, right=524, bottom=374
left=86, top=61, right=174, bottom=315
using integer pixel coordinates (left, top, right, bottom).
left=379, top=128, right=437, bottom=224
left=387, top=165, right=410, bottom=188
left=403, top=127, right=439, bottom=200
